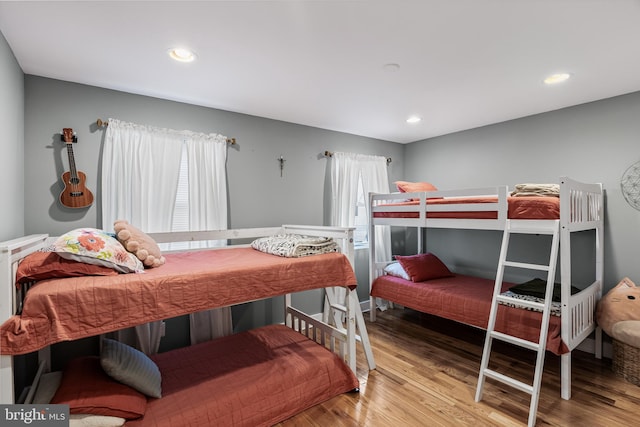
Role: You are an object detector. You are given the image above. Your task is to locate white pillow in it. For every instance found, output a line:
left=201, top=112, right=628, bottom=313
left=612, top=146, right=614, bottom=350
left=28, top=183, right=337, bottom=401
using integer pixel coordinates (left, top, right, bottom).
left=383, top=262, right=411, bottom=281
left=70, top=414, right=125, bottom=427
left=100, top=338, right=162, bottom=398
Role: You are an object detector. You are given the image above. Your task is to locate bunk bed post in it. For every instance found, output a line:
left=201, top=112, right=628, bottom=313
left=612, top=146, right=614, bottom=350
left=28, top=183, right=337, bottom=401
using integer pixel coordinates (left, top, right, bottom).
left=346, top=288, right=357, bottom=371
left=369, top=192, right=378, bottom=322
left=594, top=191, right=604, bottom=360
left=1, top=234, right=50, bottom=404
left=559, top=178, right=573, bottom=400
left=1, top=243, right=14, bottom=403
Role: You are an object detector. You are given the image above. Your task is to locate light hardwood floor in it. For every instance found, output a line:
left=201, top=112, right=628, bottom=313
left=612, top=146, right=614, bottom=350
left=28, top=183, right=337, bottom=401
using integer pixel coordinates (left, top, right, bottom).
left=280, top=308, right=639, bottom=426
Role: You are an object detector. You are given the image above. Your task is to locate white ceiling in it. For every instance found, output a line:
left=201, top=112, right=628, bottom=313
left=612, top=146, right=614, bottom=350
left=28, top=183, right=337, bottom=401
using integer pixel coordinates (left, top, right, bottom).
left=2, top=0, right=640, bottom=144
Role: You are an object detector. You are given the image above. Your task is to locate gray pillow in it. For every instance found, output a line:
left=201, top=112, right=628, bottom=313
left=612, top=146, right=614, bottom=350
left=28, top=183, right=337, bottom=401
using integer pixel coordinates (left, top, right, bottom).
left=100, top=338, right=162, bottom=398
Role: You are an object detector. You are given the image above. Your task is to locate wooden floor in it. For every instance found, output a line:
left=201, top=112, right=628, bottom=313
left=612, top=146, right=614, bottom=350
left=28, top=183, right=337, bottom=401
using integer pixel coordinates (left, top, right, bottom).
left=279, top=308, right=639, bottom=426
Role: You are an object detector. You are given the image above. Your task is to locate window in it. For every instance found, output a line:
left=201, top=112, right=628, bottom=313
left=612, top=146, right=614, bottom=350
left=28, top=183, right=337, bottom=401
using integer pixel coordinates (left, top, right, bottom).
left=171, top=143, right=189, bottom=233
left=353, top=174, right=368, bottom=247
left=166, top=143, right=223, bottom=250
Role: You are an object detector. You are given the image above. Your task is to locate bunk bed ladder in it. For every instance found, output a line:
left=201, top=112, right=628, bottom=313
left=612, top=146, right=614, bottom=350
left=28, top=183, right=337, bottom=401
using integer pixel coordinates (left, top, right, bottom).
left=324, top=287, right=377, bottom=370
left=475, top=219, right=560, bottom=427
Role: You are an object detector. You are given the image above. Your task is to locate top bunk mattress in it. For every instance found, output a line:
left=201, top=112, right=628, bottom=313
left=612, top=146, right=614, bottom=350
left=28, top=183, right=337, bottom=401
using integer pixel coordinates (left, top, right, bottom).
left=1, top=247, right=357, bottom=355
left=372, top=196, right=559, bottom=220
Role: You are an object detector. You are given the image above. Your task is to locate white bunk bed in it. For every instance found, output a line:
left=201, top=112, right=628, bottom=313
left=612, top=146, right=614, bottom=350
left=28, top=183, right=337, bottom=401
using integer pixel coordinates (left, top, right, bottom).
left=0, top=225, right=374, bottom=425
left=368, top=177, right=603, bottom=424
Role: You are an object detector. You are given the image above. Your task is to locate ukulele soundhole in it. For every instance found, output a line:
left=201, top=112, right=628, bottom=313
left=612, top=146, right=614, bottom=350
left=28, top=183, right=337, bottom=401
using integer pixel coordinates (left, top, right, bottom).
left=70, top=177, right=80, bottom=185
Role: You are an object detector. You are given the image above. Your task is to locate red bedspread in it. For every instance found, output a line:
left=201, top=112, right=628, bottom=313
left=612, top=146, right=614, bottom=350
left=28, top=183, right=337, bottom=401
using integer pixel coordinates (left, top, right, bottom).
left=126, top=325, right=359, bottom=427
left=370, top=274, right=567, bottom=355
left=1, top=248, right=357, bottom=355
left=373, top=196, right=560, bottom=219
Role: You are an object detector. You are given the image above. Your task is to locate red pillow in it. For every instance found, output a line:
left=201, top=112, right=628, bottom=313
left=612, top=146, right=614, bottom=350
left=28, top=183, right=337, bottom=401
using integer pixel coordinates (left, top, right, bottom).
left=394, top=181, right=441, bottom=201
left=394, top=253, right=454, bottom=282
left=50, top=356, right=147, bottom=419
left=16, top=251, right=118, bottom=285
left=395, top=181, right=438, bottom=193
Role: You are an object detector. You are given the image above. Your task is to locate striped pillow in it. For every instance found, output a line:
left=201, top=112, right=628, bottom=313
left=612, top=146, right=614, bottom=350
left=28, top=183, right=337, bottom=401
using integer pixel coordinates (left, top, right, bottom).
left=100, top=338, right=162, bottom=398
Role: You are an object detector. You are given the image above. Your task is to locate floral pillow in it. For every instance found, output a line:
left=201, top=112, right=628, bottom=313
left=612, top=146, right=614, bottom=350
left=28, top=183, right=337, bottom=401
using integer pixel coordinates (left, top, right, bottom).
left=53, top=228, right=144, bottom=274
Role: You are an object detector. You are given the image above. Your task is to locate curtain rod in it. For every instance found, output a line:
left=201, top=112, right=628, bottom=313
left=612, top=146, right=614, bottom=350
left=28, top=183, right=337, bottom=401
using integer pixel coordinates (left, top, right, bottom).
left=96, top=119, right=237, bottom=145
left=324, top=150, right=392, bottom=163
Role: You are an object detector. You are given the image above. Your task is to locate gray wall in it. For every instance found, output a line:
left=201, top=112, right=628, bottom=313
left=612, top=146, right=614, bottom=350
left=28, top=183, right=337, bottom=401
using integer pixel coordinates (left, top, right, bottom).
left=404, top=92, right=640, bottom=292
left=23, top=75, right=405, bottom=337
left=0, top=30, right=24, bottom=241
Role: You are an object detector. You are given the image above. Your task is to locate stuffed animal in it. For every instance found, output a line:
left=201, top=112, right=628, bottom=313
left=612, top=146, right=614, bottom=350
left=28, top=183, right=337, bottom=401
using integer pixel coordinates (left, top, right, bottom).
left=596, top=277, right=640, bottom=347
left=113, top=220, right=165, bottom=268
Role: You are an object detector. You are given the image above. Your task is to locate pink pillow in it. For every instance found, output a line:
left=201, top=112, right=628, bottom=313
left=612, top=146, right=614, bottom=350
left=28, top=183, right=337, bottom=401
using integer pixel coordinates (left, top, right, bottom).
left=395, top=181, right=438, bottom=193
left=394, top=253, right=454, bottom=282
left=394, top=181, right=440, bottom=201
left=16, top=251, right=118, bottom=285
left=51, top=356, right=147, bottom=420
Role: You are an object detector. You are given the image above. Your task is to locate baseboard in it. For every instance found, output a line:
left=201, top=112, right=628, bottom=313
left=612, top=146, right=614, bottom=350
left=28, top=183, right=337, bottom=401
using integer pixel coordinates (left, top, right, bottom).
left=576, top=336, right=612, bottom=359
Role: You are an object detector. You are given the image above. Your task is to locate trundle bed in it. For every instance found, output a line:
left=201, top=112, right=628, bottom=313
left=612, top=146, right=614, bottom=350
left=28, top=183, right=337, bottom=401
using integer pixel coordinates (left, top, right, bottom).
left=368, top=177, right=604, bottom=401
left=0, top=225, right=365, bottom=426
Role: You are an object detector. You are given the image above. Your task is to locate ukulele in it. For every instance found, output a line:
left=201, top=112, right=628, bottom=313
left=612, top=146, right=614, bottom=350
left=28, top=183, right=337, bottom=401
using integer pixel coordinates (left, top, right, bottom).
left=59, top=128, right=94, bottom=208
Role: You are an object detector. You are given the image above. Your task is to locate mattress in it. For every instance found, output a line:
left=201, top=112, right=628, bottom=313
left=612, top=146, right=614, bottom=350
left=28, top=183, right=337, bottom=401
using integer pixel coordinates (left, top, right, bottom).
left=372, top=195, right=560, bottom=220
left=370, top=274, right=567, bottom=355
left=1, top=248, right=357, bottom=355
left=126, top=324, right=359, bottom=427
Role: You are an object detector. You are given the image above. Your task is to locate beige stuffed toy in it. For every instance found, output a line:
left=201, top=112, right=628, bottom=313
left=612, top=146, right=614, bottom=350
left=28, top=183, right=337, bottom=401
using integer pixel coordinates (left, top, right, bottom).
left=113, top=220, right=165, bottom=268
left=596, top=277, right=640, bottom=347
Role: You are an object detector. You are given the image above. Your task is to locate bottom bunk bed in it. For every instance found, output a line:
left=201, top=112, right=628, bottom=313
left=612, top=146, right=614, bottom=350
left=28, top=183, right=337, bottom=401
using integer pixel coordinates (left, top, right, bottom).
left=26, top=321, right=359, bottom=427
left=371, top=273, right=570, bottom=355
left=1, top=225, right=371, bottom=425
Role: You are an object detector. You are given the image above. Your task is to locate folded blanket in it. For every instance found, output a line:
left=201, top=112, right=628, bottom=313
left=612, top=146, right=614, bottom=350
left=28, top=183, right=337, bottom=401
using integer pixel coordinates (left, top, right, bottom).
left=251, top=234, right=339, bottom=257
left=511, top=183, right=560, bottom=197
left=499, top=290, right=562, bottom=317
left=509, top=277, right=580, bottom=302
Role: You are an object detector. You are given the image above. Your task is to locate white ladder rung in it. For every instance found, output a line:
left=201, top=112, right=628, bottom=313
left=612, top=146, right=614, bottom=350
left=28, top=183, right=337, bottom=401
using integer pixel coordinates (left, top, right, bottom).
left=503, top=260, right=550, bottom=271
left=330, top=303, right=347, bottom=313
left=324, top=288, right=377, bottom=370
left=496, top=295, right=545, bottom=311
left=490, top=331, right=540, bottom=351
left=334, top=326, right=363, bottom=343
left=476, top=219, right=560, bottom=427
left=483, top=368, right=534, bottom=395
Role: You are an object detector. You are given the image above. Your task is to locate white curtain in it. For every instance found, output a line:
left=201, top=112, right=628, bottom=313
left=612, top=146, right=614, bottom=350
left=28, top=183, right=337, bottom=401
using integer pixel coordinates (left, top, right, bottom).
left=102, top=118, right=183, bottom=230
left=102, top=119, right=232, bottom=353
left=329, top=152, right=391, bottom=304
left=183, top=131, right=233, bottom=345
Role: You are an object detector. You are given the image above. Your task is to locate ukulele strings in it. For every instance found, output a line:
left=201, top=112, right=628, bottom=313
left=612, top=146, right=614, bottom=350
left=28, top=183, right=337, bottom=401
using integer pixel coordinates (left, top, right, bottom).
left=67, top=143, right=79, bottom=194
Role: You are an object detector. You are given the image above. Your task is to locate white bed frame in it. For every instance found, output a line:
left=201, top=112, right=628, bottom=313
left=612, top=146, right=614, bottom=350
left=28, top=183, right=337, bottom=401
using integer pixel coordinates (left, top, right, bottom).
left=1, top=225, right=370, bottom=404
left=368, top=177, right=604, bottom=401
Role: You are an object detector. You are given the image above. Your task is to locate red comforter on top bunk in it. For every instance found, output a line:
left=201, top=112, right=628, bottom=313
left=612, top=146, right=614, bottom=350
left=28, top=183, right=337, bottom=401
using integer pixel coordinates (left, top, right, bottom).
left=373, top=195, right=560, bottom=219
left=1, top=248, right=357, bottom=355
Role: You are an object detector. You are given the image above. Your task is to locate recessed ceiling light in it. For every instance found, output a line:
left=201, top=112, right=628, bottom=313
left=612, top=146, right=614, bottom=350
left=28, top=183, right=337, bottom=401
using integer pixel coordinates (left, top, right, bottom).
left=383, top=63, right=400, bottom=72
left=544, top=73, right=571, bottom=85
left=406, top=115, right=422, bottom=124
left=168, top=48, right=196, bottom=63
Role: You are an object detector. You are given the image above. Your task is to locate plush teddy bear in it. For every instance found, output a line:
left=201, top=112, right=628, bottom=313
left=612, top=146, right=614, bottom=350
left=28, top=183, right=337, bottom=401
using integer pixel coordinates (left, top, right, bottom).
left=596, top=277, right=640, bottom=347
left=113, top=220, right=165, bottom=268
